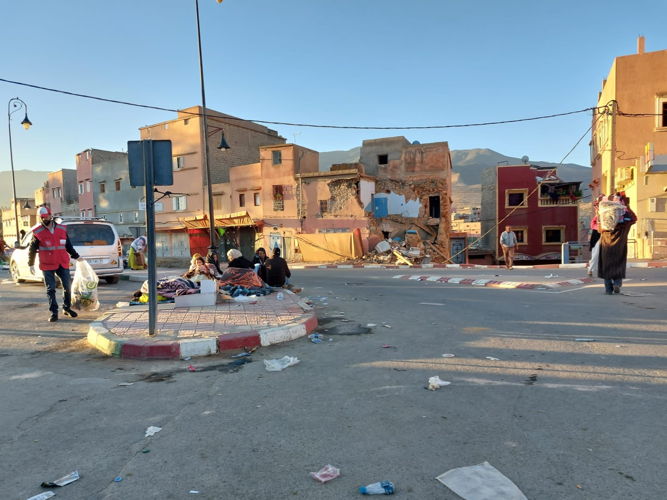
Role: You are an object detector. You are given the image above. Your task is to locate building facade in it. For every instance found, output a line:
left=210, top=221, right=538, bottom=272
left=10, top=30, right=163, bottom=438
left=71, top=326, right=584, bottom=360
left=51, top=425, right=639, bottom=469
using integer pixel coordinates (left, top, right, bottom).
left=481, top=164, right=581, bottom=262
left=138, top=106, right=285, bottom=259
left=591, top=37, right=667, bottom=259
left=1, top=198, right=37, bottom=245
left=36, top=169, right=79, bottom=217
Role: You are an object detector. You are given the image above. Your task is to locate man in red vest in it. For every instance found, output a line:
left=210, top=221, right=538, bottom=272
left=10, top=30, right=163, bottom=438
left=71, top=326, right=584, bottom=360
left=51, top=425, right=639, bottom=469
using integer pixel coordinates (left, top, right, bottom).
left=28, top=206, right=83, bottom=322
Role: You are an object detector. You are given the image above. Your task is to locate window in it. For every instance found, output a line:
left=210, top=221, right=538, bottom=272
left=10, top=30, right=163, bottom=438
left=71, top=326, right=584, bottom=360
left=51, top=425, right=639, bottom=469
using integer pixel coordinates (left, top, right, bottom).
left=173, top=156, right=185, bottom=170
left=272, top=150, right=282, bottom=165
left=172, top=195, right=187, bottom=211
left=273, top=185, right=284, bottom=211
left=512, top=227, right=528, bottom=245
left=428, top=195, right=440, bottom=218
left=154, top=202, right=164, bottom=212
left=505, top=189, right=528, bottom=208
left=319, top=200, right=329, bottom=214
left=100, top=182, right=106, bottom=194
left=86, top=181, right=91, bottom=193
left=239, top=193, right=246, bottom=207
left=543, top=226, right=565, bottom=244
left=80, top=210, right=85, bottom=218
left=658, top=97, right=667, bottom=128
left=254, top=192, right=261, bottom=206
left=183, top=118, right=190, bottom=126
left=67, top=224, right=115, bottom=246
left=119, top=213, right=124, bottom=223
left=134, top=211, right=139, bottom=222
left=378, top=154, right=388, bottom=165
left=78, top=182, right=84, bottom=195
left=87, top=209, right=93, bottom=218
left=115, top=179, right=121, bottom=191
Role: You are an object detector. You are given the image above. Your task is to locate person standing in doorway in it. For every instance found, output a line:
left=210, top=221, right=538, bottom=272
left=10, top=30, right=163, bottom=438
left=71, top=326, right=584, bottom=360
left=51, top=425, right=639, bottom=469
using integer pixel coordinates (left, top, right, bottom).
left=28, top=206, right=83, bottom=322
left=598, top=193, right=636, bottom=295
left=499, top=225, right=517, bottom=270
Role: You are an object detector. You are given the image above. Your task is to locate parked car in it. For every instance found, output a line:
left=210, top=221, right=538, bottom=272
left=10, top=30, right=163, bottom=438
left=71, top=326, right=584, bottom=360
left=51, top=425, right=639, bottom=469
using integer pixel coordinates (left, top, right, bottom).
left=10, top=217, right=124, bottom=284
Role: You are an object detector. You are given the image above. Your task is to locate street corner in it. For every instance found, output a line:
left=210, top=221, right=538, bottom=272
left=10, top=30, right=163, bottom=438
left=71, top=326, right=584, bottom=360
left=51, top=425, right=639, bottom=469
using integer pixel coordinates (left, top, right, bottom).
left=85, top=290, right=319, bottom=360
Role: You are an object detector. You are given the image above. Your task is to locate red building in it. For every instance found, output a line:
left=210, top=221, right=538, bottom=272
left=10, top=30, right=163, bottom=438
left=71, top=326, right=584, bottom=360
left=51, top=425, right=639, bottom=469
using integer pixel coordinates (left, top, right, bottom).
left=481, top=164, right=581, bottom=262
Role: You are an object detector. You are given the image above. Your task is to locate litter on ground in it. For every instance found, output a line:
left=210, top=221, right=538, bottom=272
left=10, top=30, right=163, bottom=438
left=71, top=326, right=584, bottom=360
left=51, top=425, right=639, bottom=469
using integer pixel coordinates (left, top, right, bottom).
left=427, top=376, right=451, bottom=390
left=26, top=492, right=56, bottom=500
left=436, top=461, right=527, bottom=500
left=145, top=426, right=162, bottom=437
left=485, top=356, right=500, bottom=361
left=310, top=464, right=341, bottom=483
left=441, top=353, right=455, bottom=358
left=575, top=338, right=596, bottom=342
left=41, top=470, right=80, bottom=488
left=264, top=356, right=300, bottom=372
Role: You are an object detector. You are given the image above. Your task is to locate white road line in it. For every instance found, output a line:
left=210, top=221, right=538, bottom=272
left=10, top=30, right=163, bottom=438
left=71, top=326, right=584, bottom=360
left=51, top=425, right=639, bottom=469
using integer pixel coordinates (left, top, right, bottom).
left=419, top=302, right=445, bottom=306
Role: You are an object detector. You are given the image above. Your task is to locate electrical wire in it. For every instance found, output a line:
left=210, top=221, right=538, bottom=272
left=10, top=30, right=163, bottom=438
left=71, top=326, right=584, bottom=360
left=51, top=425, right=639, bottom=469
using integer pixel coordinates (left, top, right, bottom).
left=0, top=76, right=600, bottom=130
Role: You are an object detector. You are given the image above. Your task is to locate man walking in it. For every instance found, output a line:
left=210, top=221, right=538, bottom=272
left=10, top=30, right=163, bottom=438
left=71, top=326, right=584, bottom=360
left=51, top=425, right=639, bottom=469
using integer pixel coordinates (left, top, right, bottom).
left=499, top=225, right=517, bottom=270
left=28, top=206, right=83, bottom=322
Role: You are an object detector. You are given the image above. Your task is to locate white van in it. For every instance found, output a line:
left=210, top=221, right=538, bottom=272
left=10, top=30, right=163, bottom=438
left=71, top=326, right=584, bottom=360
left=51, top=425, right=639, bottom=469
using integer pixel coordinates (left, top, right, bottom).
left=10, top=218, right=124, bottom=284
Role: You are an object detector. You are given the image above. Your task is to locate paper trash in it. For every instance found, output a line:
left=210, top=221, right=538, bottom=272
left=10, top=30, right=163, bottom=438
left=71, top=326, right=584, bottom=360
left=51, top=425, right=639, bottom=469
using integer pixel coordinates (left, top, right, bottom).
left=436, top=461, right=527, bottom=500
left=427, top=376, right=451, bottom=391
left=145, top=426, right=162, bottom=437
left=264, top=356, right=300, bottom=372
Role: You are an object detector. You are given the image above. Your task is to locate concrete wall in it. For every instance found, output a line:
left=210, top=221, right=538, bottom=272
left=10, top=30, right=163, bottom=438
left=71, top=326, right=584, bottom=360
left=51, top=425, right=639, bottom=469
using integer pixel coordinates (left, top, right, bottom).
left=76, top=150, right=94, bottom=215
left=91, top=151, right=145, bottom=239
left=592, top=43, right=667, bottom=258
left=480, top=167, right=497, bottom=251
left=47, top=169, right=78, bottom=216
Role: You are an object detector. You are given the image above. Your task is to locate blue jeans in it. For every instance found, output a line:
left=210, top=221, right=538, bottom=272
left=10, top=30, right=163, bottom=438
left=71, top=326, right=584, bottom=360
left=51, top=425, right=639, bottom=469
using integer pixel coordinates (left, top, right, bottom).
left=43, top=266, right=72, bottom=313
left=604, top=278, right=622, bottom=294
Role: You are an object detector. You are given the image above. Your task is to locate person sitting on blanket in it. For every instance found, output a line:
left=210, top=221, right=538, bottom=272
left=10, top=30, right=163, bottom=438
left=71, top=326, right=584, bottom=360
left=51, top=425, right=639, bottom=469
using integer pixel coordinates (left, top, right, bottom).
left=183, top=256, right=219, bottom=281
left=226, top=248, right=254, bottom=269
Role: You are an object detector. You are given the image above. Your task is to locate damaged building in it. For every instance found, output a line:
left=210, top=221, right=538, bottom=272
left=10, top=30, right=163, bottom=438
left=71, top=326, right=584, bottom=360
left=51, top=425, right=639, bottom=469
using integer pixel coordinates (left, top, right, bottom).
left=220, top=137, right=453, bottom=263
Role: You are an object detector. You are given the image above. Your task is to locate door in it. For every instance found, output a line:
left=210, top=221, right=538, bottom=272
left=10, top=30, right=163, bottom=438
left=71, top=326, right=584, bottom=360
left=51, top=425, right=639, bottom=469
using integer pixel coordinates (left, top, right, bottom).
left=269, top=232, right=283, bottom=254
left=450, top=237, right=466, bottom=264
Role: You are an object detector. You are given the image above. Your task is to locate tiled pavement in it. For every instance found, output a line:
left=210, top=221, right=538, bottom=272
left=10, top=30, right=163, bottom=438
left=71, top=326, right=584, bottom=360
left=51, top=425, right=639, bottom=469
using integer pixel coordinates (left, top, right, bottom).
left=87, top=291, right=318, bottom=359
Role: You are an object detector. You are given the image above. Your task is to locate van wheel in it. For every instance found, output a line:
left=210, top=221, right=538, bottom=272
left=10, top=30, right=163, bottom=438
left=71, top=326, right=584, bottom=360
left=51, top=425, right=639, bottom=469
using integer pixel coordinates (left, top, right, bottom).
left=10, top=262, right=25, bottom=283
left=105, top=276, right=120, bottom=285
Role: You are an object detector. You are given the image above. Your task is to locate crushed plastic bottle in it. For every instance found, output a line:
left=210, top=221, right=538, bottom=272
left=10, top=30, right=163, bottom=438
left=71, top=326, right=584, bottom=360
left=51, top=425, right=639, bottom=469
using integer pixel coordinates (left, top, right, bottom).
left=359, top=480, right=395, bottom=495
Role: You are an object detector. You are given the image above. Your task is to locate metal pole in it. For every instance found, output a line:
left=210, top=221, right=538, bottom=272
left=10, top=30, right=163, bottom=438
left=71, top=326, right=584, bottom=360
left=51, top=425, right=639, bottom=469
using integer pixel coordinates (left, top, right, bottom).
left=143, top=141, right=158, bottom=336
left=195, top=0, right=217, bottom=250
left=7, top=99, right=20, bottom=246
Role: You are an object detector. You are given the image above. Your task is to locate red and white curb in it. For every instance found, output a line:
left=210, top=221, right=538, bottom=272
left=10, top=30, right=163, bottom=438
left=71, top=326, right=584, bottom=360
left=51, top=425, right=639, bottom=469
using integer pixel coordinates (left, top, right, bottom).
left=87, top=294, right=318, bottom=360
left=291, top=261, right=667, bottom=270
left=392, top=274, right=594, bottom=290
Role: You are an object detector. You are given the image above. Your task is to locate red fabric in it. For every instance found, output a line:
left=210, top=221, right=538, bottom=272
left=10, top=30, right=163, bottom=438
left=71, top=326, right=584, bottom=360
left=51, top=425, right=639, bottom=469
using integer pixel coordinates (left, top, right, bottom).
left=33, top=224, right=71, bottom=271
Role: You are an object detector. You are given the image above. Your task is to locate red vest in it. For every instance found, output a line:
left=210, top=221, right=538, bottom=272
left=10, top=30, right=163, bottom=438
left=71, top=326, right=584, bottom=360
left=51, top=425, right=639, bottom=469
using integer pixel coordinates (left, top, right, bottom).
left=33, top=223, right=72, bottom=271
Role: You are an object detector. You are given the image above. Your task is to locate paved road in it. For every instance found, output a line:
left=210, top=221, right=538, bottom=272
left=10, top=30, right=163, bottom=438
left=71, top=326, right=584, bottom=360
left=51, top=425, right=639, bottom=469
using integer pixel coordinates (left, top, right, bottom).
left=1, top=267, right=666, bottom=499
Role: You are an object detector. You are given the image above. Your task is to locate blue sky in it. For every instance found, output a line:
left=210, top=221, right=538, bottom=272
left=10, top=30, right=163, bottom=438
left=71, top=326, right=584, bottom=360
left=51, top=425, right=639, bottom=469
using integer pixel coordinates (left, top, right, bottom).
left=2, top=0, right=666, bottom=172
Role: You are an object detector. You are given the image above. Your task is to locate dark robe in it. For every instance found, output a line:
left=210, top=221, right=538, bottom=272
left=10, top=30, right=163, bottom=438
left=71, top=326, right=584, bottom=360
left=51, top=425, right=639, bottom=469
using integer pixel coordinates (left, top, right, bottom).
left=598, top=221, right=633, bottom=280
left=265, top=256, right=291, bottom=287
left=228, top=256, right=254, bottom=270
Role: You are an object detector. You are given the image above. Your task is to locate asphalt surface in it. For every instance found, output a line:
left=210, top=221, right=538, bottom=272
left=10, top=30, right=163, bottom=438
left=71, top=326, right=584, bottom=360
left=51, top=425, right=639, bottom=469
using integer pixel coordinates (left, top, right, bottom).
left=1, top=267, right=666, bottom=499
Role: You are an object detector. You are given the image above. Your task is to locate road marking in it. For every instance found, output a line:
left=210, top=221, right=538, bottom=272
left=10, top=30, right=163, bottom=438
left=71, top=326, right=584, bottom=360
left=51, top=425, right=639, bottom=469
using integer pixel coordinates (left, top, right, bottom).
left=419, top=302, right=445, bottom=306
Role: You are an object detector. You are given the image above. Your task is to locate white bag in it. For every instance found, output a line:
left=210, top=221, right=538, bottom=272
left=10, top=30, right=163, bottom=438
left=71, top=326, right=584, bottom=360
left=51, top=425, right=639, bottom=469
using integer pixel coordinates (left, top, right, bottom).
left=598, top=200, right=625, bottom=231
left=72, top=260, right=100, bottom=311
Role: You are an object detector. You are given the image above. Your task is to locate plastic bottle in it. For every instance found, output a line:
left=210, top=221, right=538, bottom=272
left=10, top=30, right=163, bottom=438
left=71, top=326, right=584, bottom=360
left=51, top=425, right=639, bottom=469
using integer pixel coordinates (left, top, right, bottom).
left=276, top=292, right=284, bottom=301
left=359, top=481, right=395, bottom=495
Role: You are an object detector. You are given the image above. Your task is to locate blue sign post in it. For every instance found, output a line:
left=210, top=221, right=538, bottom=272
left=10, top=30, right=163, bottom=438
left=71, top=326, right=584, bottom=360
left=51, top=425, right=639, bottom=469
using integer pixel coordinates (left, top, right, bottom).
left=128, top=140, right=173, bottom=336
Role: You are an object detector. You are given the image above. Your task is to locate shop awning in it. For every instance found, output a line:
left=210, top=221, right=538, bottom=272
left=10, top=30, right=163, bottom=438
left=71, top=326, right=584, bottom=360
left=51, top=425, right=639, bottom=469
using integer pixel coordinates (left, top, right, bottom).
left=179, top=211, right=260, bottom=229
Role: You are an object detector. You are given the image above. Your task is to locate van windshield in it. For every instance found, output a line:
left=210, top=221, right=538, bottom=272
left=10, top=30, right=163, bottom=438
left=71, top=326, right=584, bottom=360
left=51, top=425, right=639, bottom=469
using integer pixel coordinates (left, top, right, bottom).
left=67, top=224, right=115, bottom=246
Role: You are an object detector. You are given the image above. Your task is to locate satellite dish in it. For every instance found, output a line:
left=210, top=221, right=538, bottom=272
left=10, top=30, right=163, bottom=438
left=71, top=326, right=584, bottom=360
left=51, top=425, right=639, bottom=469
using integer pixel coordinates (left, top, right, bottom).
left=521, top=155, right=529, bottom=164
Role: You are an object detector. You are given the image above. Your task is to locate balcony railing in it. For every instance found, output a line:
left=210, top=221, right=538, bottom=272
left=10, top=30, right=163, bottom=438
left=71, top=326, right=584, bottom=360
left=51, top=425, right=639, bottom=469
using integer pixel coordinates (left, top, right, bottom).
left=538, top=197, right=578, bottom=206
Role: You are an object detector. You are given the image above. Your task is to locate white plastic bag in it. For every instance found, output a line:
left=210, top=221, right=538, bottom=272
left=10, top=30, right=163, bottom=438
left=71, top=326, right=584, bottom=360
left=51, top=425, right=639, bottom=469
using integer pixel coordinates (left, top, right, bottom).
left=264, top=356, right=300, bottom=372
left=598, top=200, right=625, bottom=231
left=72, top=260, right=100, bottom=311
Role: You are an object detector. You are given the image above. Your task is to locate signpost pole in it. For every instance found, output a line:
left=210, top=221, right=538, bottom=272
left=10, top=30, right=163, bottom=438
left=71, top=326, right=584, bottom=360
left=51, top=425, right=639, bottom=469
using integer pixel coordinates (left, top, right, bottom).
left=143, top=140, right=158, bottom=336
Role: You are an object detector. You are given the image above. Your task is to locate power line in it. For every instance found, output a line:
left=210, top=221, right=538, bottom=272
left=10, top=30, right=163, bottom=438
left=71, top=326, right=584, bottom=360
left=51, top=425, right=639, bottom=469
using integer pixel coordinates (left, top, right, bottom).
left=0, top=76, right=599, bottom=130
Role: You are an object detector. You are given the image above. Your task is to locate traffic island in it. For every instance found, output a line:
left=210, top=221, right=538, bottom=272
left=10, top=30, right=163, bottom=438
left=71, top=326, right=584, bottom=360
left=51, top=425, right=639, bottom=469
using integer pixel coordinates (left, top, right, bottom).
left=87, top=290, right=317, bottom=359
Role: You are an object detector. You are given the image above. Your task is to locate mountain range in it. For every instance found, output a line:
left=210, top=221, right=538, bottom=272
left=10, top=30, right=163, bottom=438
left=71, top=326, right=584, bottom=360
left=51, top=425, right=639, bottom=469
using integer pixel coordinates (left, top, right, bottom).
left=0, top=170, right=48, bottom=208
left=320, top=147, right=592, bottom=208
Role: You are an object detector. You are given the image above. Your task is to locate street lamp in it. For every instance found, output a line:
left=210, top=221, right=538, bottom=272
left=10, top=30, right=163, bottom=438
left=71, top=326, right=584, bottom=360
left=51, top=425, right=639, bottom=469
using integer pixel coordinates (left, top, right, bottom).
left=7, top=97, right=32, bottom=246
left=194, top=0, right=229, bottom=252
